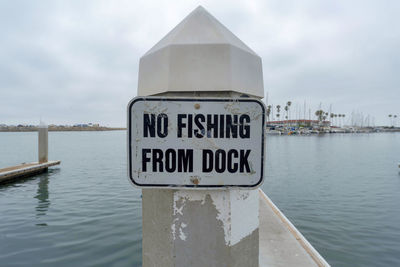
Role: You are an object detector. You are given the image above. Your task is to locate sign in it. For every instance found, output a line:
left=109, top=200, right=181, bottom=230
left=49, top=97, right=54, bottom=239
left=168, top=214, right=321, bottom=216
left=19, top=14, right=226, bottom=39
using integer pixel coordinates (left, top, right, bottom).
left=127, top=97, right=265, bottom=188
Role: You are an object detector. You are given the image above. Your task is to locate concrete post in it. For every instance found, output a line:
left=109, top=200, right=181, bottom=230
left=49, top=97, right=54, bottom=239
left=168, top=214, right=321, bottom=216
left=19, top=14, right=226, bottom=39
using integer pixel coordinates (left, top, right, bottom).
left=38, top=122, right=48, bottom=163
left=138, top=6, right=264, bottom=267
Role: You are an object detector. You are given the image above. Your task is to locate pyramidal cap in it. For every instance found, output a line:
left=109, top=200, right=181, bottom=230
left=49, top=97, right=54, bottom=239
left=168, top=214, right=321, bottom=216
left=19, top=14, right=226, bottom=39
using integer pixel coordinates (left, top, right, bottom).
left=137, top=6, right=264, bottom=98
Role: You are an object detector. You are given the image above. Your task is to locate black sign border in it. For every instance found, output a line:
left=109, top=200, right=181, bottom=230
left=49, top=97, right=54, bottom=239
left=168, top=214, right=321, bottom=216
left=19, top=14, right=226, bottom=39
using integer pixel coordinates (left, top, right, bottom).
left=128, top=97, right=265, bottom=188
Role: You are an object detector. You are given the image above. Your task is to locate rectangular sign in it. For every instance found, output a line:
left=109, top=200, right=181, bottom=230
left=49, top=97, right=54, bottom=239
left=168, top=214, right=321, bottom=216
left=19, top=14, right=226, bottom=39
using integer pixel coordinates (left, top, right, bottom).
left=127, top=97, right=265, bottom=188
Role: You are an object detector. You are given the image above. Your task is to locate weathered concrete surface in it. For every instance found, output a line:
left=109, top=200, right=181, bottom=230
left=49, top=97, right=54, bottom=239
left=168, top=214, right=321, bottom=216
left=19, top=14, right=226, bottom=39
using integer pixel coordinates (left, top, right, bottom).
left=142, top=189, right=174, bottom=267
left=38, top=123, right=48, bottom=163
left=174, top=194, right=230, bottom=267
left=138, top=6, right=264, bottom=98
left=259, top=189, right=330, bottom=267
left=0, top=161, right=61, bottom=184
left=138, top=6, right=264, bottom=266
left=230, top=228, right=259, bottom=267
left=142, top=189, right=259, bottom=267
left=0, top=163, right=37, bottom=172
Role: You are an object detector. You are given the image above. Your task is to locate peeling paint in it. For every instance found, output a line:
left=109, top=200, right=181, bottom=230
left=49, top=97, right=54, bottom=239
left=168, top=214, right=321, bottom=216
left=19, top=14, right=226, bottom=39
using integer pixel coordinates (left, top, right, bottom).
left=179, top=223, right=187, bottom=240
left=172, top=190, right=258, bottom=246
left=230, top=189, right=259, bottom=246
left=171, top=220, right=176, bottom=240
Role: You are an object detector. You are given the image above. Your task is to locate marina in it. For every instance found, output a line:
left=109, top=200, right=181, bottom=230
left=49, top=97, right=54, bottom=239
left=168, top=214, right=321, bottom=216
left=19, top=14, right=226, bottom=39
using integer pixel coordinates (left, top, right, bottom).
left=1, top=131, right=399, bottom=266
left=1, top=2, right=399, bottom=266
left=266, top=126, right=400, bottom=135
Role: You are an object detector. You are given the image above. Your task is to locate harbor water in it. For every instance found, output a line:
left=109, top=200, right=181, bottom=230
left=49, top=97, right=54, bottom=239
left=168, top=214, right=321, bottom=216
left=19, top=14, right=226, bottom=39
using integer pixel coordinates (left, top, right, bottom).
left=1, top=131, right=399, bottom=266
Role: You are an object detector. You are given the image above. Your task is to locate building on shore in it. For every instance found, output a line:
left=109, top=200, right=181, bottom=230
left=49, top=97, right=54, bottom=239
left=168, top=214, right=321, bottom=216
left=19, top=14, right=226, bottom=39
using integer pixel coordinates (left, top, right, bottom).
left=267, top=119, right=331, bottom=128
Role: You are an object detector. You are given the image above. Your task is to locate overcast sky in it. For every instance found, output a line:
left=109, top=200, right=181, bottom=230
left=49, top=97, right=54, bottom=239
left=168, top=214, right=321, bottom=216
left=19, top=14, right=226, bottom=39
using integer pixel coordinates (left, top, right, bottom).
left=0, top=0, right=399, bottom=126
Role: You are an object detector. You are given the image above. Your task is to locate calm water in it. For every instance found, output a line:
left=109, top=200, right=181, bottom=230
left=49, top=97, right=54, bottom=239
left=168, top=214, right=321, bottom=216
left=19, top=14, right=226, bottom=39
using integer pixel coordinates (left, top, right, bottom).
left=0, top=131, right=399, bottom=266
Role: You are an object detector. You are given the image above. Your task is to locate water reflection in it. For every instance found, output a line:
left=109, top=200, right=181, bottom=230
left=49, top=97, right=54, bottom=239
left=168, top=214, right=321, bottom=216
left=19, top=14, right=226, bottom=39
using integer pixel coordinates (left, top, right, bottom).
left=34, top=169, right=59, bottom=224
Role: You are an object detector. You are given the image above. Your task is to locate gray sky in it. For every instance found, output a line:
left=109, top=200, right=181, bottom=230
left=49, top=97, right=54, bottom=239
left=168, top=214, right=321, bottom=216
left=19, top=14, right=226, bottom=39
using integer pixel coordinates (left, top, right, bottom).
left=0, top=0, right=399, bottom=126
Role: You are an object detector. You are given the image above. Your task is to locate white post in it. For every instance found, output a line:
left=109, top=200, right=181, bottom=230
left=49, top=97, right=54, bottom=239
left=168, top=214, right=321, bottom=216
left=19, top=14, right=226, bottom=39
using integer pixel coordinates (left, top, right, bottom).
left=38, top=122, right=48, bottom=163
left=138, top=6, right=265, bottom=267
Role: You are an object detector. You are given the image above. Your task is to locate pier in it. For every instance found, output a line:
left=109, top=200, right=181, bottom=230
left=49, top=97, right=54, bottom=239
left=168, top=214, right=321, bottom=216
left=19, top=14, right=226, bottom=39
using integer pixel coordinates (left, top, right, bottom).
left=0, top=122, right=60, bottom=184
left=259, top=189, right=328, bottom=266
left=0, top=160, right=61, bottom=184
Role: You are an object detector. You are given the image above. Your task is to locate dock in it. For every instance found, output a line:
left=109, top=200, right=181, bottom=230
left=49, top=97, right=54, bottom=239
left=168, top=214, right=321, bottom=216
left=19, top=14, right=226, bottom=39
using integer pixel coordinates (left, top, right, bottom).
left=0, top=160, right=61, bottom=184
left=0, top=122, right=61, bottom=185
left=259, top=189, right=329, bottom=266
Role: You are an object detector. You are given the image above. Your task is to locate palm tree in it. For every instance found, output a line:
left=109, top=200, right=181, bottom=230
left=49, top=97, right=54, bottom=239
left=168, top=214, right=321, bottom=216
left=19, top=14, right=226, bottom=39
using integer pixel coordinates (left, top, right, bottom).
left=342, top=114, right=346, bottom=127
left=266, top=105, right=272, bottom=122
left=388, top=114, right=393, bottom=127
left=315, top=110, right=324, bottom=123
left=287, top=101, right=292, bottom=121
left=284, top=105, right=289, bottom=119
left=315, top=110, right=320, bottom=120
left=394, top=115, right=398, bottom=127
left=276, top=105, right=281, bottom=121
left=330, top=113, right=335, bottom=127
left=284, top=105, right=289, bottom=129
left=325, top=112, right=329, bottom=126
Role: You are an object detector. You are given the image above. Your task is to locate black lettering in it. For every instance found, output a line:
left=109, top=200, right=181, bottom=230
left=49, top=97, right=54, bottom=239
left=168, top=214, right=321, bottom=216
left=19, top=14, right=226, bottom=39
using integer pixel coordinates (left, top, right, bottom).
left=165, top=149, right=176, bottom=173
left=194, top=114, right=205, bottom=138
left=227, top=149, right=238, bottom=173
left=143, top=114, right=155, bottom=137
left=240, top=150, right=251, bottom=173
left=157, top=114, right=168, bottom=138
left=152, top=149, right=163, bottom=172
left=226, top=115, right=238, bottom=138
left=239, top=115, right=250, bottom=138
left=142, top=149, right=151, bottom=172
left=207, top=114, right=219, bottom=138
left=219, top=115, right=225, bottom=138
left=188, top=114, right=193, bottom=138
left=202, top=149, right=213, bottom=172
left=215, top=149, right=226, bottom=173
left=178, top=149, right=193, bottom=172
left=177, top=114, right=186, bottom=138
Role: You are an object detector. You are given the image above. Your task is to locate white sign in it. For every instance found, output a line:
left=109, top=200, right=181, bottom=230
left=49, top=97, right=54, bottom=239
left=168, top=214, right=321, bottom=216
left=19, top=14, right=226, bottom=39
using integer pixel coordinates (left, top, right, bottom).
left=127, top=97, right=265, bottom=188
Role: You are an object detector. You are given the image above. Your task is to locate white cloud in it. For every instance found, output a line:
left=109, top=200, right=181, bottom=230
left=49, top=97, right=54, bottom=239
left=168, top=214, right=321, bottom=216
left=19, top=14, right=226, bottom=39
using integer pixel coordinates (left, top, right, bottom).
left=0, top=0, right=399, bottom=126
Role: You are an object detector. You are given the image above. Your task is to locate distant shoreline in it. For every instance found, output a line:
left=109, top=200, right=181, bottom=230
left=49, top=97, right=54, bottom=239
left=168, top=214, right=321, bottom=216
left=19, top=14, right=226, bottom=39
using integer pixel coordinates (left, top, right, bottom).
left=0, top=126, right=126, bottom=132
left=265, top=126, right=400, bottom=135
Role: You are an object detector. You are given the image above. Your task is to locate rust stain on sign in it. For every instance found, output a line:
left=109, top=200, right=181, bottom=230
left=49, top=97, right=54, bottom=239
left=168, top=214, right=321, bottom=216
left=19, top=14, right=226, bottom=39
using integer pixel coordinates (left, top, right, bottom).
left=190, top=176, right=200, bottom=185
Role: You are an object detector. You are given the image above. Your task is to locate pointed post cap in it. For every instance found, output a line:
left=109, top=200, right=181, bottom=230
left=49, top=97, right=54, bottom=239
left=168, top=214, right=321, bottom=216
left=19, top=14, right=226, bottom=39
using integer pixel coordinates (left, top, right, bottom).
left=138, top=6, right=264, bottom=97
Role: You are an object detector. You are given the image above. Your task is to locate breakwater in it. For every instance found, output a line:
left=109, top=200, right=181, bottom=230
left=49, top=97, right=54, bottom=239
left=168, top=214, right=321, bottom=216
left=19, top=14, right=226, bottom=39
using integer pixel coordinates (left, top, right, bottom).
left=0, top=126, right=126, bottom=132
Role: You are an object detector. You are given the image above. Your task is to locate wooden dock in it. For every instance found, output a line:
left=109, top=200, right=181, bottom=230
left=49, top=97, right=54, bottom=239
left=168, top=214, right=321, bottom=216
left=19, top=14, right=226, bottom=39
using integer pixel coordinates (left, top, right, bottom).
left=0, top=161, right=61, bottom=184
